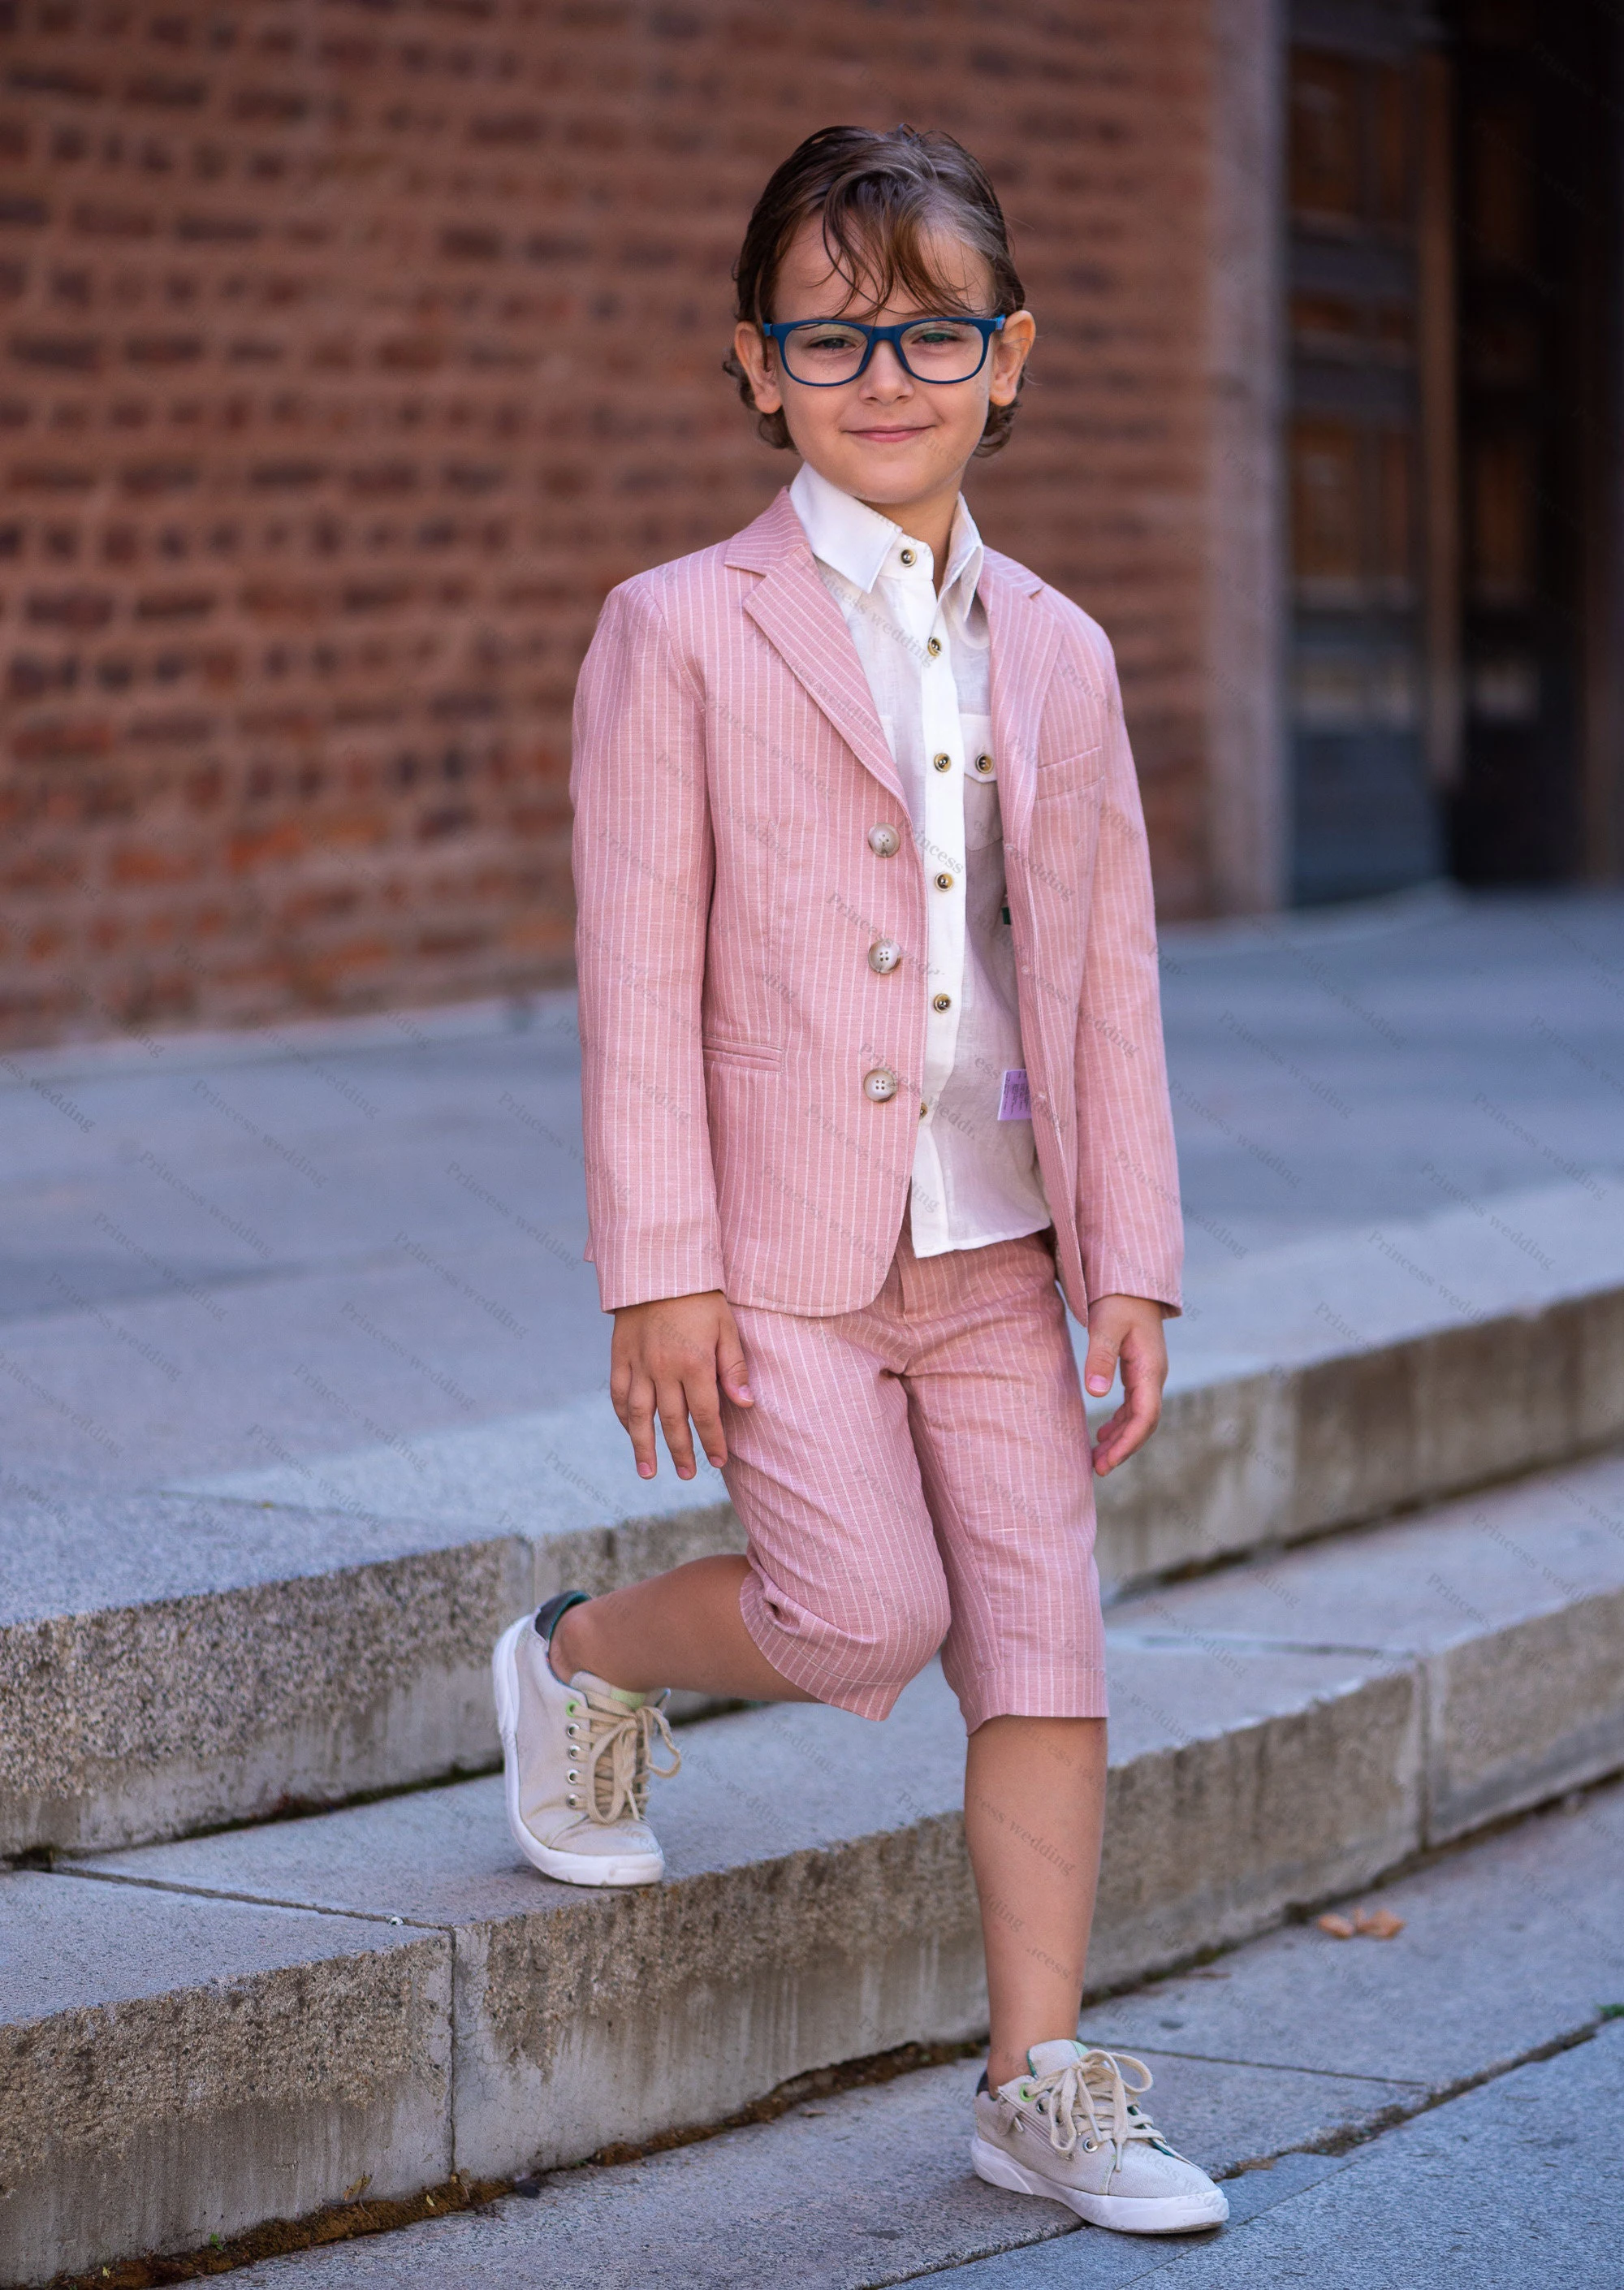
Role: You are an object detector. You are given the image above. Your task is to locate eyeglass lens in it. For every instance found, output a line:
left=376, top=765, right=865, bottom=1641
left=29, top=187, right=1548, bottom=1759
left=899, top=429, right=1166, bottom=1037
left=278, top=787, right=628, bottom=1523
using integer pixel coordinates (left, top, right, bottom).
left=779, top=319, right=987, bottom=385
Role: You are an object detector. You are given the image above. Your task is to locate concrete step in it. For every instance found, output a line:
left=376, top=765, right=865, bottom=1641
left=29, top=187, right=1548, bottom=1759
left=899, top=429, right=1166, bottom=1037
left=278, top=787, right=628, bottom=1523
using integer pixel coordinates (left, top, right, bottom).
left=130, top=1778, right=1624, bottom=2290
left=6, top=1447, right=1622, bottom=2281
left=6, top=1177, right=1623, bottom=1860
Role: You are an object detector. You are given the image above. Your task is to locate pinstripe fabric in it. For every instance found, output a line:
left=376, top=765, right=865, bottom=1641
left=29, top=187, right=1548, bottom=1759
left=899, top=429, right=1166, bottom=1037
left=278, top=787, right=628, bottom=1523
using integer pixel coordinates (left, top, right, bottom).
left=570, top=486, right=1182, bottom=1321
left=725, top=1209, right=1105, bottom=1730
left=788, top=462, right=1054, bottom=1260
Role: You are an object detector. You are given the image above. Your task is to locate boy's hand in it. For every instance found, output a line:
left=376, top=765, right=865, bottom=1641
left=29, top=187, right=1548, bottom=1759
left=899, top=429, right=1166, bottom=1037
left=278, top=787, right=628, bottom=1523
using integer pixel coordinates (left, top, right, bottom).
left=1082, top=1294, right=1168, bottom=1476
left=611, top=1290, right=754, bottom=1480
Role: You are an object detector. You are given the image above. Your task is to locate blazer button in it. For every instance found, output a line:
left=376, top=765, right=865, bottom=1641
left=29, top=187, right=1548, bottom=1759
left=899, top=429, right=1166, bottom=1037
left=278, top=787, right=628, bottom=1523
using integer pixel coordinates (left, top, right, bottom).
left=862, top=1068, right=899, bottom=1103
left=868, top=938, right=902, bottom=974
left=867, top=823, right=901, bottom=858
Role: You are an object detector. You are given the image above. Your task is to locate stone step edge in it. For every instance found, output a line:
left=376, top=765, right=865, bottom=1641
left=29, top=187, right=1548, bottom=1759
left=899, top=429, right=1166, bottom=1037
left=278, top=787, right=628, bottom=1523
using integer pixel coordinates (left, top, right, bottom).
left=1104, top=1276, right=1624, bottom=1593
left=176, top=1258, right=1624, bottom=1602
left=20, top=1997, right=1621, bottom=2290
left=9, top=1268, right=1624, bottom=1862
left=13, top=1680, right=1619, bottom=2282
left=8, top=1510, right=1622, bottom=2281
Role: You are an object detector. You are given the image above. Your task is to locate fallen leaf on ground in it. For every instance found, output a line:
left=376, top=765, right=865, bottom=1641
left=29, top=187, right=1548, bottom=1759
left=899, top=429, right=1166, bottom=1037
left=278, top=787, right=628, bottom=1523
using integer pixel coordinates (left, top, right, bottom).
left=1316, top=1913, right=1356, bottom=1938
left=1354, top=1908, right=1405, bottom=1938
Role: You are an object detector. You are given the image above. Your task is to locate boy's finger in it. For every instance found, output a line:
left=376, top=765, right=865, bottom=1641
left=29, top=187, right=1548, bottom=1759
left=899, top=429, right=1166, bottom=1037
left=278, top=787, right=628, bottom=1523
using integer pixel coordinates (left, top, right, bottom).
left=1091, top=1398, right=1128, bottom=1473
left=621, top=1372, right=660, bottom=1478
left=1083, top=1329, right=1121, bottom=1398
left=1093, top=1379, right=1160, bottom=1473
left=686, top=1371, right=730, bottom=1469
left=717, top=1325, right=754, bottom=1406
left=655, top=1377, right=700, bottom=1480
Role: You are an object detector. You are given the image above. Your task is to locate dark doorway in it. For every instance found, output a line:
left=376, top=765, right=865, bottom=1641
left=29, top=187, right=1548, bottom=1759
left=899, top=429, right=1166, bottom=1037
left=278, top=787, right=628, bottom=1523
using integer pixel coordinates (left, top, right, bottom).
left=1449, top=0, right=1622, bottom=884
left=1285, top=0, right=1623, bottom=903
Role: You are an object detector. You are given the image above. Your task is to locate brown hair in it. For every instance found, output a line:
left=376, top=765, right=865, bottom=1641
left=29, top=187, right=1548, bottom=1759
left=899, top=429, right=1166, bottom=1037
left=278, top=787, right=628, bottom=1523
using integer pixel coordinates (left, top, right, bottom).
left=723, top=123, right=1028, bottom=457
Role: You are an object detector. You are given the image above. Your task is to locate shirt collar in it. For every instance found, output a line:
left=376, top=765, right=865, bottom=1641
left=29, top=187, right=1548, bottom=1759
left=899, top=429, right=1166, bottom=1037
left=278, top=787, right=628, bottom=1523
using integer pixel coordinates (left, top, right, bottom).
left=789, top=460, right=983, bottom=609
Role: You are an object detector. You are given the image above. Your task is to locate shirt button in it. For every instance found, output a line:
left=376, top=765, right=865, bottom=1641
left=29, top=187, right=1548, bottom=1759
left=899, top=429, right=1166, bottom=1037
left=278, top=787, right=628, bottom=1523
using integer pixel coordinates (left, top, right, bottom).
left=974, top=754, right=994, bottom=775
left=899, top=547, right=916, bottom=566
left=932, top=993, right=952, bottom=1012
left=934, top=871, right=954, bottom=891
left=862, top=1067, right=898, bottom=1103
left=932, top=753, right=952, bottom=773
left=867, top=938, right=902, bottom=974
left=867, top=823, right=901, bottom=858
left=927, top=637, right=942, bottom=656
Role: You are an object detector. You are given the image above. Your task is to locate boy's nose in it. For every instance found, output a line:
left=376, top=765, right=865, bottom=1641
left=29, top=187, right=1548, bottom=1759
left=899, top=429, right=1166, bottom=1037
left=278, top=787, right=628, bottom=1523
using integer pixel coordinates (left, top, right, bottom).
left=861, top=340, right=914, bottom=395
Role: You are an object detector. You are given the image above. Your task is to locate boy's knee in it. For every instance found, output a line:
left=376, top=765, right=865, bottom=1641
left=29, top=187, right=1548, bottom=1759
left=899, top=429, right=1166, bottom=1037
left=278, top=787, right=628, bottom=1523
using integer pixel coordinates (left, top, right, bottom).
left=842, top=1580, right=952, bottom=1696
left=750, top=1573, right=948, bottom=1701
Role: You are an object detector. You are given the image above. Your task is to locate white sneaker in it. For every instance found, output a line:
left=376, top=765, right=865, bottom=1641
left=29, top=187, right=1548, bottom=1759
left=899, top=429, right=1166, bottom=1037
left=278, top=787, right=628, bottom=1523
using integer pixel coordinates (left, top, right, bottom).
left=971, top=2039, right=1229, bottom=2235
left=491, top=1592, right=680, bottom=1887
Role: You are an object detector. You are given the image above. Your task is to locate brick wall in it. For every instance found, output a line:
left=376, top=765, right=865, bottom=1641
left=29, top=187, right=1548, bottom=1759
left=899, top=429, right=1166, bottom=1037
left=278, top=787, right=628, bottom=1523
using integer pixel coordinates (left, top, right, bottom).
left=1, top=0, right=1232, bottom=1048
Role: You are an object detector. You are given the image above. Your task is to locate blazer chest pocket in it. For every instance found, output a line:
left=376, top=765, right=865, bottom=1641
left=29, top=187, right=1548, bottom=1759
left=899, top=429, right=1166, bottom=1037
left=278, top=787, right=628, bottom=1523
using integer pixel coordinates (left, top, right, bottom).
left=1034, top=744, right=1104, bottom=800
left=961, top=712, right=1001, bottom=850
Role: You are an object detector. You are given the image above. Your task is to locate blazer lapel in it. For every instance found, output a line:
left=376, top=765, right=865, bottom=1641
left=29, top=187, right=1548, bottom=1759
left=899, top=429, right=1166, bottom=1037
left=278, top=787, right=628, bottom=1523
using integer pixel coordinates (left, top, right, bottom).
left=981, top=555, right=1060, bottom=860
left=730, top=495, right=907, bottom=808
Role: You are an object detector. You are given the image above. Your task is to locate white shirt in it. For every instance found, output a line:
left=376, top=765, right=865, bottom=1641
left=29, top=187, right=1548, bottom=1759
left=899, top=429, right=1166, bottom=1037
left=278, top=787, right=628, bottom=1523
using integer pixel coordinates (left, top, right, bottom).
left=789, top=461, right=1052, bottom=1259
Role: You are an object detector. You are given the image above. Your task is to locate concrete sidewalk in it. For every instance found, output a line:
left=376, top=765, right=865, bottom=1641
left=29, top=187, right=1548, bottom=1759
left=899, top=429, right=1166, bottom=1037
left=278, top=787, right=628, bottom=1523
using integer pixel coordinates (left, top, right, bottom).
left=909, top=2032, right=1624, bottom=2289
left=6, top=885, right=1624, bottom=1861
left=184, top=1777, right=1624, bottom=2290
left=2, top=884, right=1620, bottom=1502
left=4, top=887, right=1623, bottom=2284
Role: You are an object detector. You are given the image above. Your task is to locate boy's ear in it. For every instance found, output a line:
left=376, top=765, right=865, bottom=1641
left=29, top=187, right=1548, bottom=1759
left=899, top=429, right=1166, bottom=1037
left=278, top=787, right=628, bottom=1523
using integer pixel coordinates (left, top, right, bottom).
left=988, top=309, right=1036, bottom=408
left=733, top=322, right=784, bottom=415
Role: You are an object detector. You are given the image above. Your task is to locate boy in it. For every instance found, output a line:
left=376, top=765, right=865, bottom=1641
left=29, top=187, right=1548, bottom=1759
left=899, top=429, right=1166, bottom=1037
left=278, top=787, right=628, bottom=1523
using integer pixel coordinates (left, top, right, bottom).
left=492, top=124, right=1227, bottom=2236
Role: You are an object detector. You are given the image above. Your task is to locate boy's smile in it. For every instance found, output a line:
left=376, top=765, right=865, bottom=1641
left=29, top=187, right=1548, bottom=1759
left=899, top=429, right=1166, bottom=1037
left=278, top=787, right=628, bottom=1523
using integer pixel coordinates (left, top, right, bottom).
left=733, top=216, right=1035, bottom=573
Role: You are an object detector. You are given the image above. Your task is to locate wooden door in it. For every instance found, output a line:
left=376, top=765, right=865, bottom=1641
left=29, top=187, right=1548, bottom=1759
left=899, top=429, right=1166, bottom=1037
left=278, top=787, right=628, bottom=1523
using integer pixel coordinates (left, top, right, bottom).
left=1285, top=6, right=1451, bottom=903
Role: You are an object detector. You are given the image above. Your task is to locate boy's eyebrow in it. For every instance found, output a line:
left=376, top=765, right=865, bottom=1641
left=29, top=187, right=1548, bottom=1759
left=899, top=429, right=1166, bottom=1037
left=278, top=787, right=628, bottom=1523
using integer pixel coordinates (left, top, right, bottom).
left=775, top=311, right=978, bottom=327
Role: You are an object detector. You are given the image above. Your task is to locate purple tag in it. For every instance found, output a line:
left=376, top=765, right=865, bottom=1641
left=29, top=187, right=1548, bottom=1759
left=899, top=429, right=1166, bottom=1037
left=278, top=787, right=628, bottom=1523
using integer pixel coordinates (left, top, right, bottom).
left=998, top=1068, right=1031, bottom=1121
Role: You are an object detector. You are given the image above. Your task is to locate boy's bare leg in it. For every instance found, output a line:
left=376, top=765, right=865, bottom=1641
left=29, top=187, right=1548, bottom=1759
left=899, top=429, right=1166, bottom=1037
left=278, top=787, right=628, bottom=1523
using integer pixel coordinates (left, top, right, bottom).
left=965, top=1715, right=1108, bottom=2089
left=555, top=1579, right=1107, bottom=2082
left=549, top=1555, right=818, bottom=1702
left=549, top=1291, right=818, bottom=1698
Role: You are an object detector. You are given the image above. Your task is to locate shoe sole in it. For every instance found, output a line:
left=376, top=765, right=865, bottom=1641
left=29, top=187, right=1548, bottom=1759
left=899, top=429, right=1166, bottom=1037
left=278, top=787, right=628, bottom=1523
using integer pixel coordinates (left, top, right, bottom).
left=491, top=1615, right=665, bottom=1888
left=970, top=2135, right=1228, bottom=2235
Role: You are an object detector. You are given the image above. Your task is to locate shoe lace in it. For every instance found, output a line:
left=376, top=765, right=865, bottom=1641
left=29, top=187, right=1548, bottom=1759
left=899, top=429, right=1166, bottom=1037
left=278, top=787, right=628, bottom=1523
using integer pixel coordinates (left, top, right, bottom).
left=575, top=1680, right=681, bottom=1824
left=1024, top=2048, right=1165, bottom=2170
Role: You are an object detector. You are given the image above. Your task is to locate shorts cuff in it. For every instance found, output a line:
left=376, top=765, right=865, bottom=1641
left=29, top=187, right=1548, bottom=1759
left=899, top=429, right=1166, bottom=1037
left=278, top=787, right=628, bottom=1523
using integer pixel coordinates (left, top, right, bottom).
left=953, top=1668, right=1110, bottom=1734
left=737, top=1566, right=909, bottom=1722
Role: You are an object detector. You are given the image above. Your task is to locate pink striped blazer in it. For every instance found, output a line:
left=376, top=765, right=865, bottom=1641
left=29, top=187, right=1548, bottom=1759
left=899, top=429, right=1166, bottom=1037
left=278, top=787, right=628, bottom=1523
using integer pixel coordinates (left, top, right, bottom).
left=570, top=487, right=1183, bottom=1323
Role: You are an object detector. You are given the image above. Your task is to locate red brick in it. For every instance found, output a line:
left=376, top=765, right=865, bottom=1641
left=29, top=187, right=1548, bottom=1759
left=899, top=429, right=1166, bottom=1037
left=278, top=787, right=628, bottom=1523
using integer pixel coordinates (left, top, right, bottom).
left=106, top=827, right=202, bottom=884
left=0, top=0, right=1232, bottom=1047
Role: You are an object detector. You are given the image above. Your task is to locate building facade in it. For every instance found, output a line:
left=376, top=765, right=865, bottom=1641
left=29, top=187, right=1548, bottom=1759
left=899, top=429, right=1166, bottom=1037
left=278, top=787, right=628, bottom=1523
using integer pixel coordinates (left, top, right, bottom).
left=1, top=0, right=1618, bottom=1043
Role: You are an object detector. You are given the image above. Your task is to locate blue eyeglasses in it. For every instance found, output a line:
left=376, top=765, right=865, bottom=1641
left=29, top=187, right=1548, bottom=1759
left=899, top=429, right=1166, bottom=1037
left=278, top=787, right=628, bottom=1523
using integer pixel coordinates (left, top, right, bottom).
left=761, top=313, right=1005, bottom=387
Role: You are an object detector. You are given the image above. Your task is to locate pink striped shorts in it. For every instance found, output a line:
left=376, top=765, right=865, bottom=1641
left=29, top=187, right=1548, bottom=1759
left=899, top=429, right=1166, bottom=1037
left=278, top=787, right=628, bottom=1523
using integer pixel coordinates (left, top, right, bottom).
left=721, top=1211, right=1107, bottom=1732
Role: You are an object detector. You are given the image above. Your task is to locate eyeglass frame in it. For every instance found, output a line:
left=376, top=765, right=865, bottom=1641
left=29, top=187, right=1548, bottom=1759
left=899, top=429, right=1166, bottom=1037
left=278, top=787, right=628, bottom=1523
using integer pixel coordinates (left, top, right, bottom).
left=758, top=313, right=1007, bottom=387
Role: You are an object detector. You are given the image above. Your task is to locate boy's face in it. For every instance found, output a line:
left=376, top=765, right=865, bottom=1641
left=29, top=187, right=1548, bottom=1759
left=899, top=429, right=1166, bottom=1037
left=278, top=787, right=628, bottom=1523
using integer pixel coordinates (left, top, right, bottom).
left=733, top=216, right=1034, bottom=515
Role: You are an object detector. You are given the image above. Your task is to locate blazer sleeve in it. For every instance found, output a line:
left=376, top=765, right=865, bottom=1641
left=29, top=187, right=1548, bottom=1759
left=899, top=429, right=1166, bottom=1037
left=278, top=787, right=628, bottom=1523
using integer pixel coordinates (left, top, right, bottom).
left=570, top=577, right=723, bottom=1312
left=1072, top=625, right=1185, bottom=1315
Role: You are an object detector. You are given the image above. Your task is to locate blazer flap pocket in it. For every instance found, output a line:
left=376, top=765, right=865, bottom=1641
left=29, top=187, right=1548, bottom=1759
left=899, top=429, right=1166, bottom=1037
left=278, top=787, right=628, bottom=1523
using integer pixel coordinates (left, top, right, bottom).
left=1034, top=744, right=1104, bottom=797
left=702, top=1038, right=781, bottom=1070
